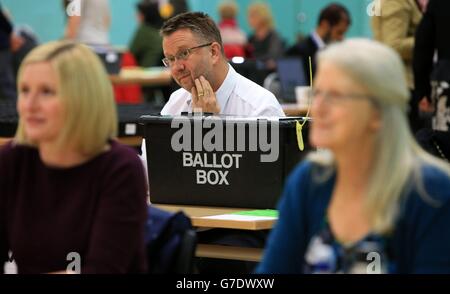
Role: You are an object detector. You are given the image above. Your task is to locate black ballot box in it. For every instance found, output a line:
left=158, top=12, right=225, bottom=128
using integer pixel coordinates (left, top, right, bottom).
left=140, top=114, right=312, bottom=209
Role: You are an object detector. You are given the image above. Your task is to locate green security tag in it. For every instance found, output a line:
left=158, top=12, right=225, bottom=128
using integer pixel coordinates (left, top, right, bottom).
left=296, top=121, right=305, bottom=151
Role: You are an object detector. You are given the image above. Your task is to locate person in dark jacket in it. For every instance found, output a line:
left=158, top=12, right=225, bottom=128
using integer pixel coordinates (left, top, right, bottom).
left=413, top=0, right=450, bottom=161
left=247, top=2, right=284, bottom=70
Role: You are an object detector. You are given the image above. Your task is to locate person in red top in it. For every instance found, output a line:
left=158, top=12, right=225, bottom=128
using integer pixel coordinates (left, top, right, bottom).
left=0, top=41, right=148, bottom=273
left=218, top=1, right=247, bottom=59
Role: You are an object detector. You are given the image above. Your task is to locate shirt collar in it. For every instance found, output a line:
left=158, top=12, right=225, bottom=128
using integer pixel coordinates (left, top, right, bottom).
left=311, top=31, right=326, bottom=50
left=186, top=64, right=235, bottom=111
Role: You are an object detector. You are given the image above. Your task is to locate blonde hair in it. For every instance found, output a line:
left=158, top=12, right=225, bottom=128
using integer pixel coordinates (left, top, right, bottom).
left=15, top=41, right=117, bottom=156
left=310, top=38, right=450, bottom=234
left=219, top=1, right=238, bottom=20
left=248, top=2, right=274, bottom=29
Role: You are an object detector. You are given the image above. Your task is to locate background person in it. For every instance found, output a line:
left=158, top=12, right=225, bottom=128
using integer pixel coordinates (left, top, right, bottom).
left=246, top=2, right=284, bottom=71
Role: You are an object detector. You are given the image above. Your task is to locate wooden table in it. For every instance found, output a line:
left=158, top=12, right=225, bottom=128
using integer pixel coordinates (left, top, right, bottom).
left=110, top=67, right=172, bottom=86
left=155, top=204, right=277, bottom=262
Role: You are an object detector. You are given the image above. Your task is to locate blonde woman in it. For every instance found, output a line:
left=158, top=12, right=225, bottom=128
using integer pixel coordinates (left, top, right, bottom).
left=0, top=41, right=147, bottom=273
left=257, top=39, right=450, bottom=274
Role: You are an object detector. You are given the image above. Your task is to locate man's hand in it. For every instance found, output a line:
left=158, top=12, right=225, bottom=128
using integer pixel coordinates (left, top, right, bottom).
left=191, top=75, right=220, bottom=114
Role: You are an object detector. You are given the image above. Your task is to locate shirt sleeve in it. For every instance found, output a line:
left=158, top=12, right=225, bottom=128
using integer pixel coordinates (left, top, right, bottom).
left=0, top=6, right=13, bottom=35
left=256, top=162, right=312, bottom=273
left=81, top=148, right=148, bottom=273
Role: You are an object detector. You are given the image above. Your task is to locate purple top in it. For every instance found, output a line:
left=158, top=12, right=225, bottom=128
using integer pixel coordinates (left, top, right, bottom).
left=0, top=140, right=148, bottom=273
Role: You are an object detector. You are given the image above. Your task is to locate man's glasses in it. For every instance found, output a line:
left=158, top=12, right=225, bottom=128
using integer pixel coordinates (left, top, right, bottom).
left=162, top=43, right=213, bottom=67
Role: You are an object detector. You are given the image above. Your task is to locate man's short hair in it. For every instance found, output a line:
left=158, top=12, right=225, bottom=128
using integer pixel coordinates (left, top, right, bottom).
left=160, top=12, right=224, bottom=52
left=318, top=3, right=351, bottom=27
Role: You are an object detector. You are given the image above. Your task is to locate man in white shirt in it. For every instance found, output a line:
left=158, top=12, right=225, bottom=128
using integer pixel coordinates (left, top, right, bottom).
left=142, top=12, right=284, bottom=160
